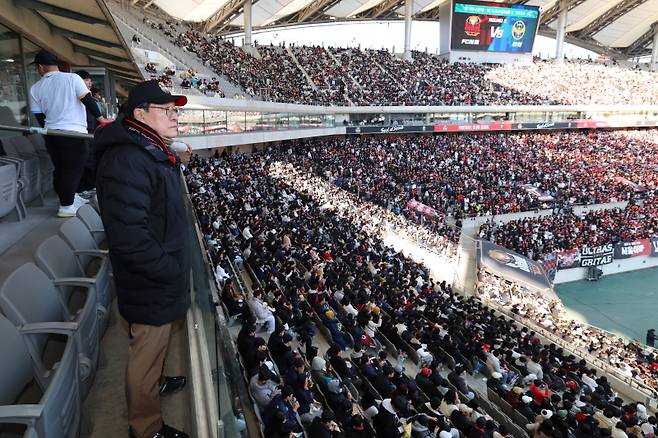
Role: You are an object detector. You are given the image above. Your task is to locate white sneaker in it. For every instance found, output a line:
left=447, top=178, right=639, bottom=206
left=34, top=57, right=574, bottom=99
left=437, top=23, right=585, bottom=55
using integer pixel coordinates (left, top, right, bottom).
left=57, top=204, right=78, bottom=218
left=73, top=193, right=89, bottom=207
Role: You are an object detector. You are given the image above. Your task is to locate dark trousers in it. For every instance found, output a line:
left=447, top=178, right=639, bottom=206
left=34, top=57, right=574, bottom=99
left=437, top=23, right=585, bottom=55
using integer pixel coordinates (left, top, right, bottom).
left=44, top=135, right=88, bottom=206
left=77, top=139, right=96, bottom=192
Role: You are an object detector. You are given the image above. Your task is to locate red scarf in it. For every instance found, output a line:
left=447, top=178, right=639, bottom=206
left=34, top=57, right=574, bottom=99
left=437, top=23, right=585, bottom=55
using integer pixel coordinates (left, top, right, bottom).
left=124, top=118, right=177, bottom=166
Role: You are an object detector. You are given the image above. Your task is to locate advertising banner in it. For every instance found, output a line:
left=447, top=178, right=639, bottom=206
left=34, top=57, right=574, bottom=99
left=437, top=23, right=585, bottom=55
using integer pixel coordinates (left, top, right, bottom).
left=557, top=248, right=580, bottom=269
left=450, top=1, right=540, bottom=53
left=579, top=244, right=614, bottom=267
left=346, top=125, right=433, bottom=135
left=478, top=240, right=552, bottom=290
left=347, top=120, right=658, bottom=137
left=613, top=239, right=652, bottom=259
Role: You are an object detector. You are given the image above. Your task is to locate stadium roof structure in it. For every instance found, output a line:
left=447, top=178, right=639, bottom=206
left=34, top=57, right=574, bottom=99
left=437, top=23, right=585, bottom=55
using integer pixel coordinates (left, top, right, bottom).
left=1, top=0, right=142, bottom=82
left=135, top=0, right=658, bottom=59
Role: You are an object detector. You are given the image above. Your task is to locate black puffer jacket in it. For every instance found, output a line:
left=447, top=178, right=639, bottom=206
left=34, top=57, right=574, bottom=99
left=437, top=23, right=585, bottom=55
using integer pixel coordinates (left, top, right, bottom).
left=94, top=118, right=190, bottom=326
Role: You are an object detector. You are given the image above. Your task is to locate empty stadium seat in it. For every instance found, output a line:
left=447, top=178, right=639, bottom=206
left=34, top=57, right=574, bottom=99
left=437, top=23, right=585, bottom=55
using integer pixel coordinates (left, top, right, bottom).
left=76, top=204, right=106, bottom=248
left=35, top=235, right=109, bottom=334
left=0, top=136, right=43, bottom=205
left=0, top=161, right=22, bottom=221
left=58, top=218, right=108, bottom=269
left=0, top=313, right=81, bottom=438
left=0, top=263, right=99, bottom=395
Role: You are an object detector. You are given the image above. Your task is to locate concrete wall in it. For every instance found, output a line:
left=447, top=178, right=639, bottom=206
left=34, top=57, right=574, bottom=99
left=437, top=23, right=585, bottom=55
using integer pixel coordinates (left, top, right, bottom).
left=184, top=94, right=658, bottom=115
left=448, top=50, right=533, bottom=64
left=555, top=254, right=658, bottom=284
left=460, top=201, right=629, bottom=237
left=181, top=127, right=346, bottom=150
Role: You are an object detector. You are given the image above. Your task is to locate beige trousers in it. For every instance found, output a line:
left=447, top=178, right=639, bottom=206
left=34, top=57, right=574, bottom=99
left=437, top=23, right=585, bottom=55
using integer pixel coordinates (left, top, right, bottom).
left=126, top=322, right=172, bottom=438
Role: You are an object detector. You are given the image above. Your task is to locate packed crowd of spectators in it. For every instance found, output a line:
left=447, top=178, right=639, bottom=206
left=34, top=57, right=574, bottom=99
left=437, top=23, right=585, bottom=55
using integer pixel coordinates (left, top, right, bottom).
left=487, top=59, right=658, bottom=105
left=147, top=18, right=658, bottom=107
left=282, top=129, right=658, bottom=221
left=479, top=200, right=658, bottom=260
left=477, top=270, right=658, bottom=393
left=172, top=32, right=323, bottom=104
left=186, top=150, right=658, bottom=438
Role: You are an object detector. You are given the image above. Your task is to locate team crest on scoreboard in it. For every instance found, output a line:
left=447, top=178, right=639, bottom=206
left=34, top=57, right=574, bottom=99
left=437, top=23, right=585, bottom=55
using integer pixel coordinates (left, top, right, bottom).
left=512, top=20, right=526, bottom=40
left=464, top=15, right=482, bottom=37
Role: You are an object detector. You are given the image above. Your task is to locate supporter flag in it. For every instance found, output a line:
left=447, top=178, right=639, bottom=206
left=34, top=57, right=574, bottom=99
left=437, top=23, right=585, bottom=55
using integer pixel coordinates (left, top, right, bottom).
left=478, top=240, right=553, bottom=291
left=557, top=248, right=580, bottom=269
left=651, top=237, right=658, bottom=257
left=541, top=252, right=558, bottom=282
left=520, top=184, right=554, bottom=202
left=407, top=199, right=439, bottom=218
left=615, top=176, right=646, bottom=193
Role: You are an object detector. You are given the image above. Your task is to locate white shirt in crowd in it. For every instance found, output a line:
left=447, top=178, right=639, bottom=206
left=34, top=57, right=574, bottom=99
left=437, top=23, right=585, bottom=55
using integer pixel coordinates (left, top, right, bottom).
left=29, top=71, right=89, bottom=133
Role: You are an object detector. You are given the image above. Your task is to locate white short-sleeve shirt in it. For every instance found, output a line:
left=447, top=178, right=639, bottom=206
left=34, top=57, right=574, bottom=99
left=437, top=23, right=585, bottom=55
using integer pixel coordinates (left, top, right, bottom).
left=29, top=71, right=89, bottom=133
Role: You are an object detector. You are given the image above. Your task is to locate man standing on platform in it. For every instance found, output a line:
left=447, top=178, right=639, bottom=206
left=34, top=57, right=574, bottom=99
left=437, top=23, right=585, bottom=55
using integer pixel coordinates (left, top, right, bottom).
left=94, top=80, right=192, bottom=438
left=29, top=50, right=109, bottom=217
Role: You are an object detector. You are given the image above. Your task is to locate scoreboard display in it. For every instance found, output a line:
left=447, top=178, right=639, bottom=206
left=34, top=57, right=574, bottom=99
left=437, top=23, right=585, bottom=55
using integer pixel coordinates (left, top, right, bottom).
left=450, top=1, right=540, bottom=53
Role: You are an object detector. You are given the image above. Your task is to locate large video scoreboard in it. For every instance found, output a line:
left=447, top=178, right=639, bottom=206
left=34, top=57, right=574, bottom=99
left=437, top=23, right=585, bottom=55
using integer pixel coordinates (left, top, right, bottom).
left=450, top=1, right=540, bottom=53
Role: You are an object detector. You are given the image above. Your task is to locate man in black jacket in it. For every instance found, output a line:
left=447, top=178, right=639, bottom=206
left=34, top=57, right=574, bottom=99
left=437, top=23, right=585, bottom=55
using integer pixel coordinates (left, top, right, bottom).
left=94, top=80, right=191, bottom=438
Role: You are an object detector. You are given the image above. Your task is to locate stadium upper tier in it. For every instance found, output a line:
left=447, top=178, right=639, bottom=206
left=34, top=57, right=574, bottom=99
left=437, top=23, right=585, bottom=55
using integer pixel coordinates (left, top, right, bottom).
left=133, top=0, right=658, bottom=61
left=140, top=19, right=658, bottom=106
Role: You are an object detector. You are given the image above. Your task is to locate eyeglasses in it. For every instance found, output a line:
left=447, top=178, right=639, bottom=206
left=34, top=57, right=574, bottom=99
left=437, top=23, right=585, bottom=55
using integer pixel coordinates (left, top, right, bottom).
left=146, top=105, right=179, bottom=118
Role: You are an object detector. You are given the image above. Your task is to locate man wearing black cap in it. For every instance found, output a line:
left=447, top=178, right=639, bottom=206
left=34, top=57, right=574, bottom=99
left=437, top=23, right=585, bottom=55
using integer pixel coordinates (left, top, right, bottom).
left=28, top=50, right=109, bottom=217
left=94, top=80, right=191, bottom=438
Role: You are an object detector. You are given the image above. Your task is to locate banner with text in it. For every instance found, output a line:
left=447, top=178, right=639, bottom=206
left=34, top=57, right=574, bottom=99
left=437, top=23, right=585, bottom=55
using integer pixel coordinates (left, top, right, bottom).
left=613, top=239, right=652, bottom=259
left=579, top=244, right=614, bottom=267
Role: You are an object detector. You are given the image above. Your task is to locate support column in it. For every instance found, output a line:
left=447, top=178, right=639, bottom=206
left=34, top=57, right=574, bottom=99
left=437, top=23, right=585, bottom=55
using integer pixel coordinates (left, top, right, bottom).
left=651, top=24, right=658, bottom=72
left=243, top=0, right=252, bottom=47
left=403, top=0, right=412, bottom=61
left=555, top=0, right=568, bottom=64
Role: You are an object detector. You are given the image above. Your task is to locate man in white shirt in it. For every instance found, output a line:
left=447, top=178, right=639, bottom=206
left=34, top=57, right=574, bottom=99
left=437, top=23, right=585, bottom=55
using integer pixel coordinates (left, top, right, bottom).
left=29, top=50, right=108, bottom=217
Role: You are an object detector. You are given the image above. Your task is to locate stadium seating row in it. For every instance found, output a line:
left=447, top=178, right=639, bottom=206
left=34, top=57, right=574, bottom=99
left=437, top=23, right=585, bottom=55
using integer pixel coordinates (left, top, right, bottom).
left=0, top=135, right=54, bottom=221
left=0, top=204, right=111, bottom=438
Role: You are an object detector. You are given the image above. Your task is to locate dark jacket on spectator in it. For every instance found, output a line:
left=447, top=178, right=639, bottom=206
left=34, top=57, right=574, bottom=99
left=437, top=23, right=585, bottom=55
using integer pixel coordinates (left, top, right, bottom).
left=95, top=118, right=190, bottom=326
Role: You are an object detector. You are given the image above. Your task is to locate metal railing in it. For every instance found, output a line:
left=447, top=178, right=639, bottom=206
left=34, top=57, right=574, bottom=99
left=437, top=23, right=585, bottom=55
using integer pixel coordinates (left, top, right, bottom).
left=0, top=124, right=93, bottom=139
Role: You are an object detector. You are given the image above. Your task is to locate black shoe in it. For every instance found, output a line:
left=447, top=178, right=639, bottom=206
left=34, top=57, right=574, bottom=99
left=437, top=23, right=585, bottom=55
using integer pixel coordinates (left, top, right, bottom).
left=159, top=376, right=187, bottom=395
left=130, top=424, right=189, bottom=438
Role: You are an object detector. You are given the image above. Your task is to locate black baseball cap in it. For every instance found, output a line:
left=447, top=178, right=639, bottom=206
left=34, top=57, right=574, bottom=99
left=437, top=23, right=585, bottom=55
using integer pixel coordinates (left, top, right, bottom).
left=125, top=80, right=187, bottom=116
left=31, top=50, right=58, bottom=66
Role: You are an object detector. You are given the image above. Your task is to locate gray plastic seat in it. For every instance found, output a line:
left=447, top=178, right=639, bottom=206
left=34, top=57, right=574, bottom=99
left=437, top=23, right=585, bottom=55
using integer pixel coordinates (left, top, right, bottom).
left=0, top=136, right=43, bottom=205
left=0, top=263, right=99, bottom=396
left=35, top=235, right=109, bottom=334
left=76, top=204, right=106, bottom=247
left=0, top=161, right=22, bottom=221
left=58, top=218, right=109, bottom=272
left=25, top=135, right=54, bottom=194
left=0, top=314, right=81, bottom=438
